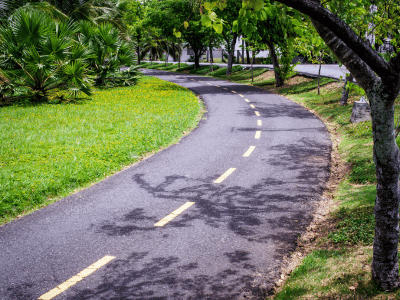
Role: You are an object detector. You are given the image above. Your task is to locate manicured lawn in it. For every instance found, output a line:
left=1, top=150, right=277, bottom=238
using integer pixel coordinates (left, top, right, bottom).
left=0, top=76, right=203, bottom=224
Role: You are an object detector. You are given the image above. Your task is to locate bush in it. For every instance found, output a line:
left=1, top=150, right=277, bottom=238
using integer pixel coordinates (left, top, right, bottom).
left=0, top=10, right=92, bottom=103
left=78, top=22, right=139, bottom=87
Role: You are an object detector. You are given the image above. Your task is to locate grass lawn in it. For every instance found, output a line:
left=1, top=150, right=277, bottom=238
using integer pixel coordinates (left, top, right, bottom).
left=0, top=76, right=203, bottom=225
left=139, top=62, right=400, bottom=298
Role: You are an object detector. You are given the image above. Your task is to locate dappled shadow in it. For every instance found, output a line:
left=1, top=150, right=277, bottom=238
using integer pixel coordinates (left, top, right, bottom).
left=66, top=251, right=257, bottom=300
left=86, top=132, right=330, bottom=298
left=2, top=282, right=35, bottom=300
left=238, top=101, right=322, bottom=120
left=93, top=208, right=158, bottom=236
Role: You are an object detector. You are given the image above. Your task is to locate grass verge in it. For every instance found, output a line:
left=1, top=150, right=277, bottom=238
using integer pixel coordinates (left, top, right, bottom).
left=0, top=76, right=203, bottom=225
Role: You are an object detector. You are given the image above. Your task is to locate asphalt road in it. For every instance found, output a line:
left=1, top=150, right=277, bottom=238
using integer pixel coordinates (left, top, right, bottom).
left=0, top=70, right=331, bottom=300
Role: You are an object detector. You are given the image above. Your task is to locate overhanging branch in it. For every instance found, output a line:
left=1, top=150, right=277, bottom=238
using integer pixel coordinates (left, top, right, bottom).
left=276, top=0, right=392, bottom=80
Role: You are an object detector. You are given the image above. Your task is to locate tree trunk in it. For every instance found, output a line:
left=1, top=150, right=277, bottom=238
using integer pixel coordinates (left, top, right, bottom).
left=226, top=32, right=238, bottom=76
left=340, top=73, right=354, bottom=105
left=242, top=38, right=245, bottom=64
left=209, top=45, right=213, bottom=72
left=137, top=45, right=141, bottom=65
left=251, top=51, right=254, bottom=82
left=194, top=50, right=200, bottom=69
left=369, top=80, right=400, bottom=291
left=307, top=16, right=400, bottom=291
left=318, top=50, right=324, bottom=95
left=171, top=42, right=176, bottom=61
left=246, top=46, right=250, bottom=64
left=266, top=40, right=284, bottom=87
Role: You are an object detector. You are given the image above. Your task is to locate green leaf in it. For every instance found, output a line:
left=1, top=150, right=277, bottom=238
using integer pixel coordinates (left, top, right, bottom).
left=213, top=22, right=223, bottom=34
left=201, top=14, right=212, bottom=27
left=183, top=21, right=189, bottom=29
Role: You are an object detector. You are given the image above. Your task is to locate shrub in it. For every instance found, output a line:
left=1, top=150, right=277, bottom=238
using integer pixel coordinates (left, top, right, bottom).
left=0, top=10, right=92, bottom=103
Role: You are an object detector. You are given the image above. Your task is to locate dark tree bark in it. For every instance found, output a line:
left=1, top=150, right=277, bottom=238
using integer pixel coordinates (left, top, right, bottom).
left=194, top=50, right=200, bottom=69
left=274, top=0, right=400, bottom=290
left=266, top=40, right=284, bottom=87
left=137, top=45, right=141, bottom=65
left=209, top=45, right=214, bottom=72
left=226, top=32, right=238, bottom=76
left=317, top=50, right=324, bottom=95
left=340, top=73, right=354, bottom=106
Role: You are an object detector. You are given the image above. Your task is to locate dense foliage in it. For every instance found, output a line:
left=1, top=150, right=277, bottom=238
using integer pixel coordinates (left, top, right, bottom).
left=0, top=6, right=139, bottom=104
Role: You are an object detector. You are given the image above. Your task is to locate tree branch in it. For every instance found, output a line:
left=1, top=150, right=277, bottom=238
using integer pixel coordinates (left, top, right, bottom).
left=276, top=0, right=392, bottom=80
left=390, top=52, right=400, bottom=74
left=311, top=19, right=377, bottom=91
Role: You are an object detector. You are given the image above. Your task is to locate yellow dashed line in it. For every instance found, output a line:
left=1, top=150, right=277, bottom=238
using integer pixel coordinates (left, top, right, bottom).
left=223, top=88, right=228, bottom=90
left=250, top=104, right=255, bottom=109
left=214, top=168, right=236, bottom=183
left=245, top=99, right=250, bottom=102
left=207, top=83, right=212, bottom=85
left=255, top=111, right=260, bottom=116
left=217, top=86, right=220, bottom=87
left=231, top=91, right=237, bottom=93
left=239, top=94, right=244, bottom=97
left=154, top=202, right=195, bottom=227
left=38, top=256, right=116, bottom=300
left=243, top=146, right=256, bottom=157
left=257, top=120, right=262, bottom=126
left=255, top=131, right=261, bottom=139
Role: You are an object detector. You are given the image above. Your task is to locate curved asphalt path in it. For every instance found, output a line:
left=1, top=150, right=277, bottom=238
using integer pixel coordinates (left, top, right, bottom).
left=0, top=70, right=331, bottom=299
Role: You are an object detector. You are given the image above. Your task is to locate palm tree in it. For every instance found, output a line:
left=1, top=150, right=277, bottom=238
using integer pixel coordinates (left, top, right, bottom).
left=0, top=10, right=92, bottom=102
left=78, top=21, right=137, bottom=86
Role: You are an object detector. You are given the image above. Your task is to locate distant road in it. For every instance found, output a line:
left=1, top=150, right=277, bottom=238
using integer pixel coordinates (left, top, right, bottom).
left=144, top=61, right=349, bottom=80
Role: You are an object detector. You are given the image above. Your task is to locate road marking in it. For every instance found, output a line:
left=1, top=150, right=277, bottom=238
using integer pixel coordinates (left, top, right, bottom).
left=231, top=91, right=237, bottom=93
left=255, top=131, right=261, bottom=139
left=257, top=120, right=262, bottom=126
left=255, top=111, right=260, bottom=116
left=223, top=88, right=228, bottom=90
left=38, top=256, right=116, bottom=300
left=207, top=83, right=212, bottom=85
left=250, top=104, right=255, bottom=109
left=245, top=99, right=250, bottom=102
left=243, top=146, right=256, bottom=157
left=239, top=94, right=244, bottom=97
left=199, top=81, right=203, bottom=82
left=214, top=168, right=236, bottom=183
left=191, top=79, right=195, bottom=81
left=217, top=85, right=220, bottom=87
left=154, top=202, right=195, bottom=227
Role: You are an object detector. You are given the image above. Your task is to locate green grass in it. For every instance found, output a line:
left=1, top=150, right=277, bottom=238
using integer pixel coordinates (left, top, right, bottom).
left=209, top=65, right=244, bottom=77
left=0, top=76, right=203, bottom=224
left=279, top=77, right=336, bottom=95
left=213, top=68, right=267, bottom=82
left=189, top=65, right=220, bottom=75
